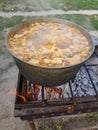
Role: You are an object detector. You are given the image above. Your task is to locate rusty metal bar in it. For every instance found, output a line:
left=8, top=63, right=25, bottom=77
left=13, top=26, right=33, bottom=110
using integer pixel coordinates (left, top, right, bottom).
left=42, top=86, right=44, bottom=101
left=16, top=72, right=23, bottom=93
left=69, top=81, right=76, bottom=105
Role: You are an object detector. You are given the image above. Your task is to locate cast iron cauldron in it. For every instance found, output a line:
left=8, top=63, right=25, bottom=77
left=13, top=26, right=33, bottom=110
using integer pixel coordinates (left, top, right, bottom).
left=6, top=18, right=95, bottom=87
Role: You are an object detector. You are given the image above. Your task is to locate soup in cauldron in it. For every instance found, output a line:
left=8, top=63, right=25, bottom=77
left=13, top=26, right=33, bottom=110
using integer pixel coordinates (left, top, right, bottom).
left=9, top=21, right=92, bottom=67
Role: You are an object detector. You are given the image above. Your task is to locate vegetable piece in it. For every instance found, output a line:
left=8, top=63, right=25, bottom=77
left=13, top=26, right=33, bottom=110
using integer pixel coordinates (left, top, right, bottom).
left=50, top=39, right=56, bottom=44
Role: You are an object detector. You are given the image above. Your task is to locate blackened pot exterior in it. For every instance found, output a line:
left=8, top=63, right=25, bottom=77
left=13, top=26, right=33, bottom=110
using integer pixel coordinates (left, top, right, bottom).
left=6, top=18, right=95, bottom=87
left=14, top=56, right=83, bottom=87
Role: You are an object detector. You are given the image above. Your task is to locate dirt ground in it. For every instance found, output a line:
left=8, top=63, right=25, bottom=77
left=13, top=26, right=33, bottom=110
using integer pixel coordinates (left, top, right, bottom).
left=0, top=29, right=32, bottom=130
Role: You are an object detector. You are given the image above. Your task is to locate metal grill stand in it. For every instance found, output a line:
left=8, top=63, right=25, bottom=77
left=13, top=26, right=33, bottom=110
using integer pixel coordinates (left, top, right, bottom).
left=14, top=56, right=98, bottom=120
left=14, top=35, right=98, bottom=130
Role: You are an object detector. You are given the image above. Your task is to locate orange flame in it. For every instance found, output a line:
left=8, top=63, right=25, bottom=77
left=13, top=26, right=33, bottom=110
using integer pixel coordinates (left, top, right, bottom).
left=8, top=90, right=27, bottom=102
left=27, top=91, right=32, bottom=95
left=26, top=91, right=33, bottom=99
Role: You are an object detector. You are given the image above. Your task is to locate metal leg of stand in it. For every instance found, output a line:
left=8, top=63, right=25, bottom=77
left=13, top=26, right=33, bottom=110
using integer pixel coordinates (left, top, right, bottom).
left=28, top=120, right=37, bottom=130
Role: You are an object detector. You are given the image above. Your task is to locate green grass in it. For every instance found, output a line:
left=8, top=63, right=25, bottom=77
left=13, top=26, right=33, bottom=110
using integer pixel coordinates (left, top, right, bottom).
left=1, top=14, right=98, bottom=32
left=0, top=14, right=98, bottom=31
left=59, top=0, right=98, bottom=10
left=1, top=0, right=98, bottom=12
left=41, top=0, right=98, bottom=10
left=0, top=0, right=12, bottom=3
left=0, top=16, right=24, bottom=31
left=52, top=14, right=98, bottom=30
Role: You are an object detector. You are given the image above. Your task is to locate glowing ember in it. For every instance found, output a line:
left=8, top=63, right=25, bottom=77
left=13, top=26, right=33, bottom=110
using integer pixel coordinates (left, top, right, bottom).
left=45, top=87, right=62, bottom=99
left=34, top=84, right=40, bottom=101
left=8, top=90, right=27, bottom=102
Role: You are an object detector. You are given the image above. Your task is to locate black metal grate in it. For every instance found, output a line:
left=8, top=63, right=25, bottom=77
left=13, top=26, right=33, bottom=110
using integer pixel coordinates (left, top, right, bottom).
left=14, top=36, right=98, bottom=120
